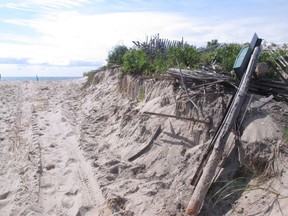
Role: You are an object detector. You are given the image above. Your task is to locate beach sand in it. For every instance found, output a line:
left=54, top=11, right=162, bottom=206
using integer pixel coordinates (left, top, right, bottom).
left=0, top=71, right=287, bottom=216
left=0, top=79, right=105, bottom=215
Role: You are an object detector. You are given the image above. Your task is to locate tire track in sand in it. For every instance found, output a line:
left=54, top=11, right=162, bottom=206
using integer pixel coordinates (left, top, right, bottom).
left=34, top=80, right=105, bottom=215
left=0, top=80, right=105, bottom=216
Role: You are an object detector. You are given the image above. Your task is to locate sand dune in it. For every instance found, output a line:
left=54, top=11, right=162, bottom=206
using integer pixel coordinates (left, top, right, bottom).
left=0, top=71, right=287, bottom=216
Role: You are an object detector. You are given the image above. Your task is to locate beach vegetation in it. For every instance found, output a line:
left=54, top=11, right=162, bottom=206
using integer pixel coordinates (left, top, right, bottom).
left=123, top=49, right=151, bottom=75
left=107, top=45, right=128, bottom=66
left=167, top=44, right=199, bottom=68
left=213, top=43, right=242, bottom=72
left=207, top=39, right=219, bottom=48
left=85, top=35, right=287, bottom=81
left=112, top=37, right=243, bottom=76
left=137, top=87, right=145, bottom=101
left=259, top=46, right=288, bottom=80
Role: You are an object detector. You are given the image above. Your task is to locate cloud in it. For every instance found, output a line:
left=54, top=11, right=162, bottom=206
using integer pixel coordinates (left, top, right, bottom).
left=2, top=11, right=191, bottom=67
left=0, top=0, right=90, bottom=11
left=1, top=3, right=288, bottom=72
left=0, top=58, right=28, bottom=64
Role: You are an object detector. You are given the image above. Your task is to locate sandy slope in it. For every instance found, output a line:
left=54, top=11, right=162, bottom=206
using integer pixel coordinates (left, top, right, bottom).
left=0, top=70, right=287, bottom=216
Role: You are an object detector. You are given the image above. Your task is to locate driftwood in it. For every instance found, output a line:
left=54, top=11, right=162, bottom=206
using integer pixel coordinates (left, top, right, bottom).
left=186, top=45, right=262, bottom=215
left=168, top=68, right=288, bottom=101
left=128, top=125, right=162, bottom=162
left=143, top=111, right=209, bottom=124
left=177, top=61, right=200, bottom=112
left=251, top=95, right=274, bottom=110
left=168, top=68, right=233, bottom=83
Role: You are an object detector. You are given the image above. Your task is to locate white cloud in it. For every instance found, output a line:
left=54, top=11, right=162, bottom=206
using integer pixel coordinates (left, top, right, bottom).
left=2, top=11, right=193, bottom=66
left=1, top=7, right=288, bottom=74
left=0, top=0, right=90, bottom=10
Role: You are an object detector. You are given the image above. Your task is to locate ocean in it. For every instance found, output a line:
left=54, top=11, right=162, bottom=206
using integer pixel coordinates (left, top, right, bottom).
left=0, top=77, right=81, bottom=81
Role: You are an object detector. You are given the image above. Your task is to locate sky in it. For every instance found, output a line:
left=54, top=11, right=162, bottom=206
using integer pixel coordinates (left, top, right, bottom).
left=0, top=0, right=287, bottom=77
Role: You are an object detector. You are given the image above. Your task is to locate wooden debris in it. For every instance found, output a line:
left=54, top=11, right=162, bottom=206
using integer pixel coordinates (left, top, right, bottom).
left=250, top=80, right=288, bottom=101
left=251, top=95, right=274, bottom=110
left=186, top=45, right=262, bottom=215
left=143, top=111, right=210, bottom=124
left=177, top=61, right=200, bottom=112
left=168, top=68, right=233, bottom=83
left=167, top=67, right=288, bottom=102
left=128, top=125, right=162, bottom=162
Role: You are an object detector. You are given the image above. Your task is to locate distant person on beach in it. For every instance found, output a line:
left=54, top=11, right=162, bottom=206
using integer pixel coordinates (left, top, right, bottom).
left=36, top=75, right=39, bottom=81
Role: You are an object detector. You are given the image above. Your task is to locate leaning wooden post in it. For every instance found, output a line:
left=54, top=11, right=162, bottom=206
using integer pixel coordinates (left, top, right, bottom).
left=186, top=45, right=262, bottom=215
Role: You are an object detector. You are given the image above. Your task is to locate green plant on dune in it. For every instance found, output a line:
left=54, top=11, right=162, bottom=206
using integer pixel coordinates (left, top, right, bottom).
left=107, top=45, right=128, bottom=66
left=137, top=87, right=145, bottom=102
left=123, top=49, right=151, bottom=75
left=167, top=44, right=199, bottom=68
left=214, top=43, right=242, bottom=72
left=84, top=35, right=288, bottom=81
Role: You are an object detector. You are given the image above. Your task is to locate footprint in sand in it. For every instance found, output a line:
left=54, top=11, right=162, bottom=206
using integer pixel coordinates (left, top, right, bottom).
left=40, top=176, right=56, bottom=194
left=0, top=191, right=10, bottom=200
left=62, top=196, right=74, bottom=209
left=65, top=158, right=77, bottom=167
left=45, top=164, right=55, bottom=171
left=76, top=206, right=91, bottom=216
left=64, top=169, right=72, bottom=175
left=49, top=143, right=57, bottom=148
left=66, top=131, right=74, bottom=137
left=62, top=189, right=78, bottom=209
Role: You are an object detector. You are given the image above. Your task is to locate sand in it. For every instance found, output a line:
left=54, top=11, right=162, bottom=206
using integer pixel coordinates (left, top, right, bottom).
left=0, top=79, right=105, bottom=215
left=0, top=70, right=287, bottom=216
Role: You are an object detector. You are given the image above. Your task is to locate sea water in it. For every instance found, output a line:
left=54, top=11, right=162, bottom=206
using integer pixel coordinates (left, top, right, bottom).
left=0, top=77, right=81, bottom=81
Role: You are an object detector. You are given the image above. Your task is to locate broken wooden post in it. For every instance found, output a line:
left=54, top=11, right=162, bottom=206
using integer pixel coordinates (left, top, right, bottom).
left=186, top=44, right=262, bottom=215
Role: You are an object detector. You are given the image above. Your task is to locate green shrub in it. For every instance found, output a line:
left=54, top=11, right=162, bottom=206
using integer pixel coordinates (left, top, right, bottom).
left=182, top=44, right=200, bottom=68
left=215, top=43, right=242, bottom=72
left=207, top=39, right=219, bottom=48
left=107, top=45, right=128, bottom=66
left=123, top=49, right=151, bottom=75
left=259, top=48, right=288, bottom=80
left=200, top=51, right=217, bottom=65
left=167, top=46, right=182, bottom=66
left=167, top=44, right=200, bottom=68
left=151, top=52, right=169, bottom=75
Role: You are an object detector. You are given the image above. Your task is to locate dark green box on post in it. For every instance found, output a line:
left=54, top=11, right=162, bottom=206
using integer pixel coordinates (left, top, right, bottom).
left=233, top=45, right=252, bottom=80
left=233, top=33, right=262, bottom=80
